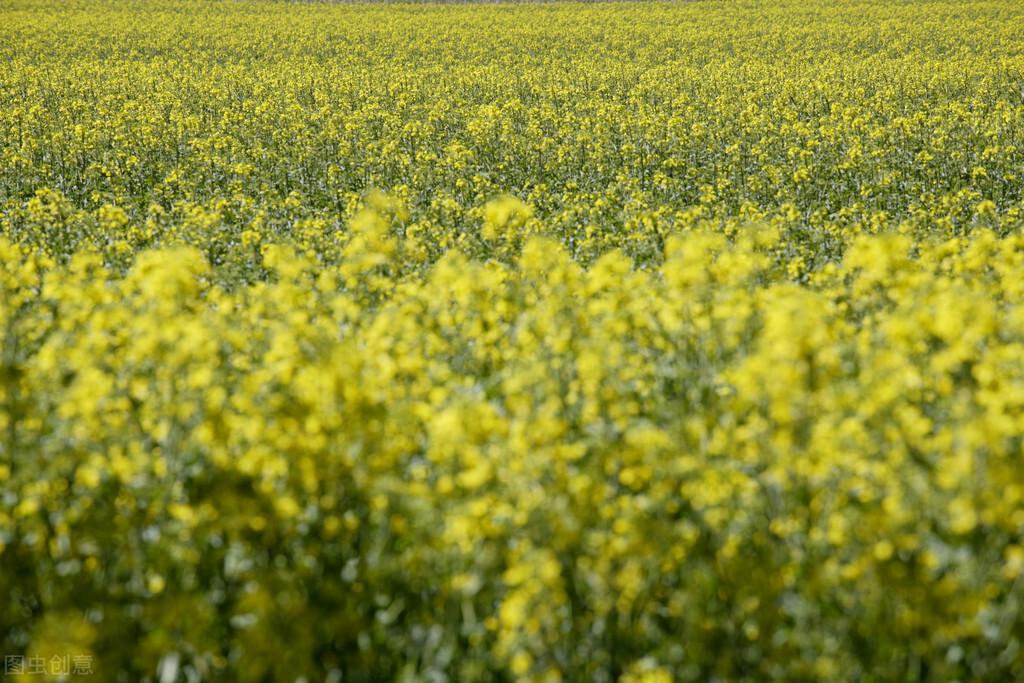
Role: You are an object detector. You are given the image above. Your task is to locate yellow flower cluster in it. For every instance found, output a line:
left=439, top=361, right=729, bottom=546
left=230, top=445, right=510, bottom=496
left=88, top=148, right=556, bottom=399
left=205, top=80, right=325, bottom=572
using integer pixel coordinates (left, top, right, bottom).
left=2, top=0, right=1024, bottom=681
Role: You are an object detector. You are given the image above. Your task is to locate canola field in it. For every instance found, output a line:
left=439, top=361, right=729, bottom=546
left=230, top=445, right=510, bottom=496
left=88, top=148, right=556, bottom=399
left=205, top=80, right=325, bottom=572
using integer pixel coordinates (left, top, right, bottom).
left=3, top=0, right=1024, bottom=680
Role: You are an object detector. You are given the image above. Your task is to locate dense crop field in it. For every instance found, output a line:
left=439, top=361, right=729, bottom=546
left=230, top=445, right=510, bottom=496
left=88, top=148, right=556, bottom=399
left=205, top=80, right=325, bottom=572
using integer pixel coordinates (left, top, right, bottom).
left=3, top=0, right=1024, bottom=680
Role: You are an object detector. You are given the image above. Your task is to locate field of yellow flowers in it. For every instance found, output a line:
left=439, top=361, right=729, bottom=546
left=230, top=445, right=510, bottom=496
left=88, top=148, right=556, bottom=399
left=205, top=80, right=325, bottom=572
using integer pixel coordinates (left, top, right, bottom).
left=3, top=0, right=1024, bottom=680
